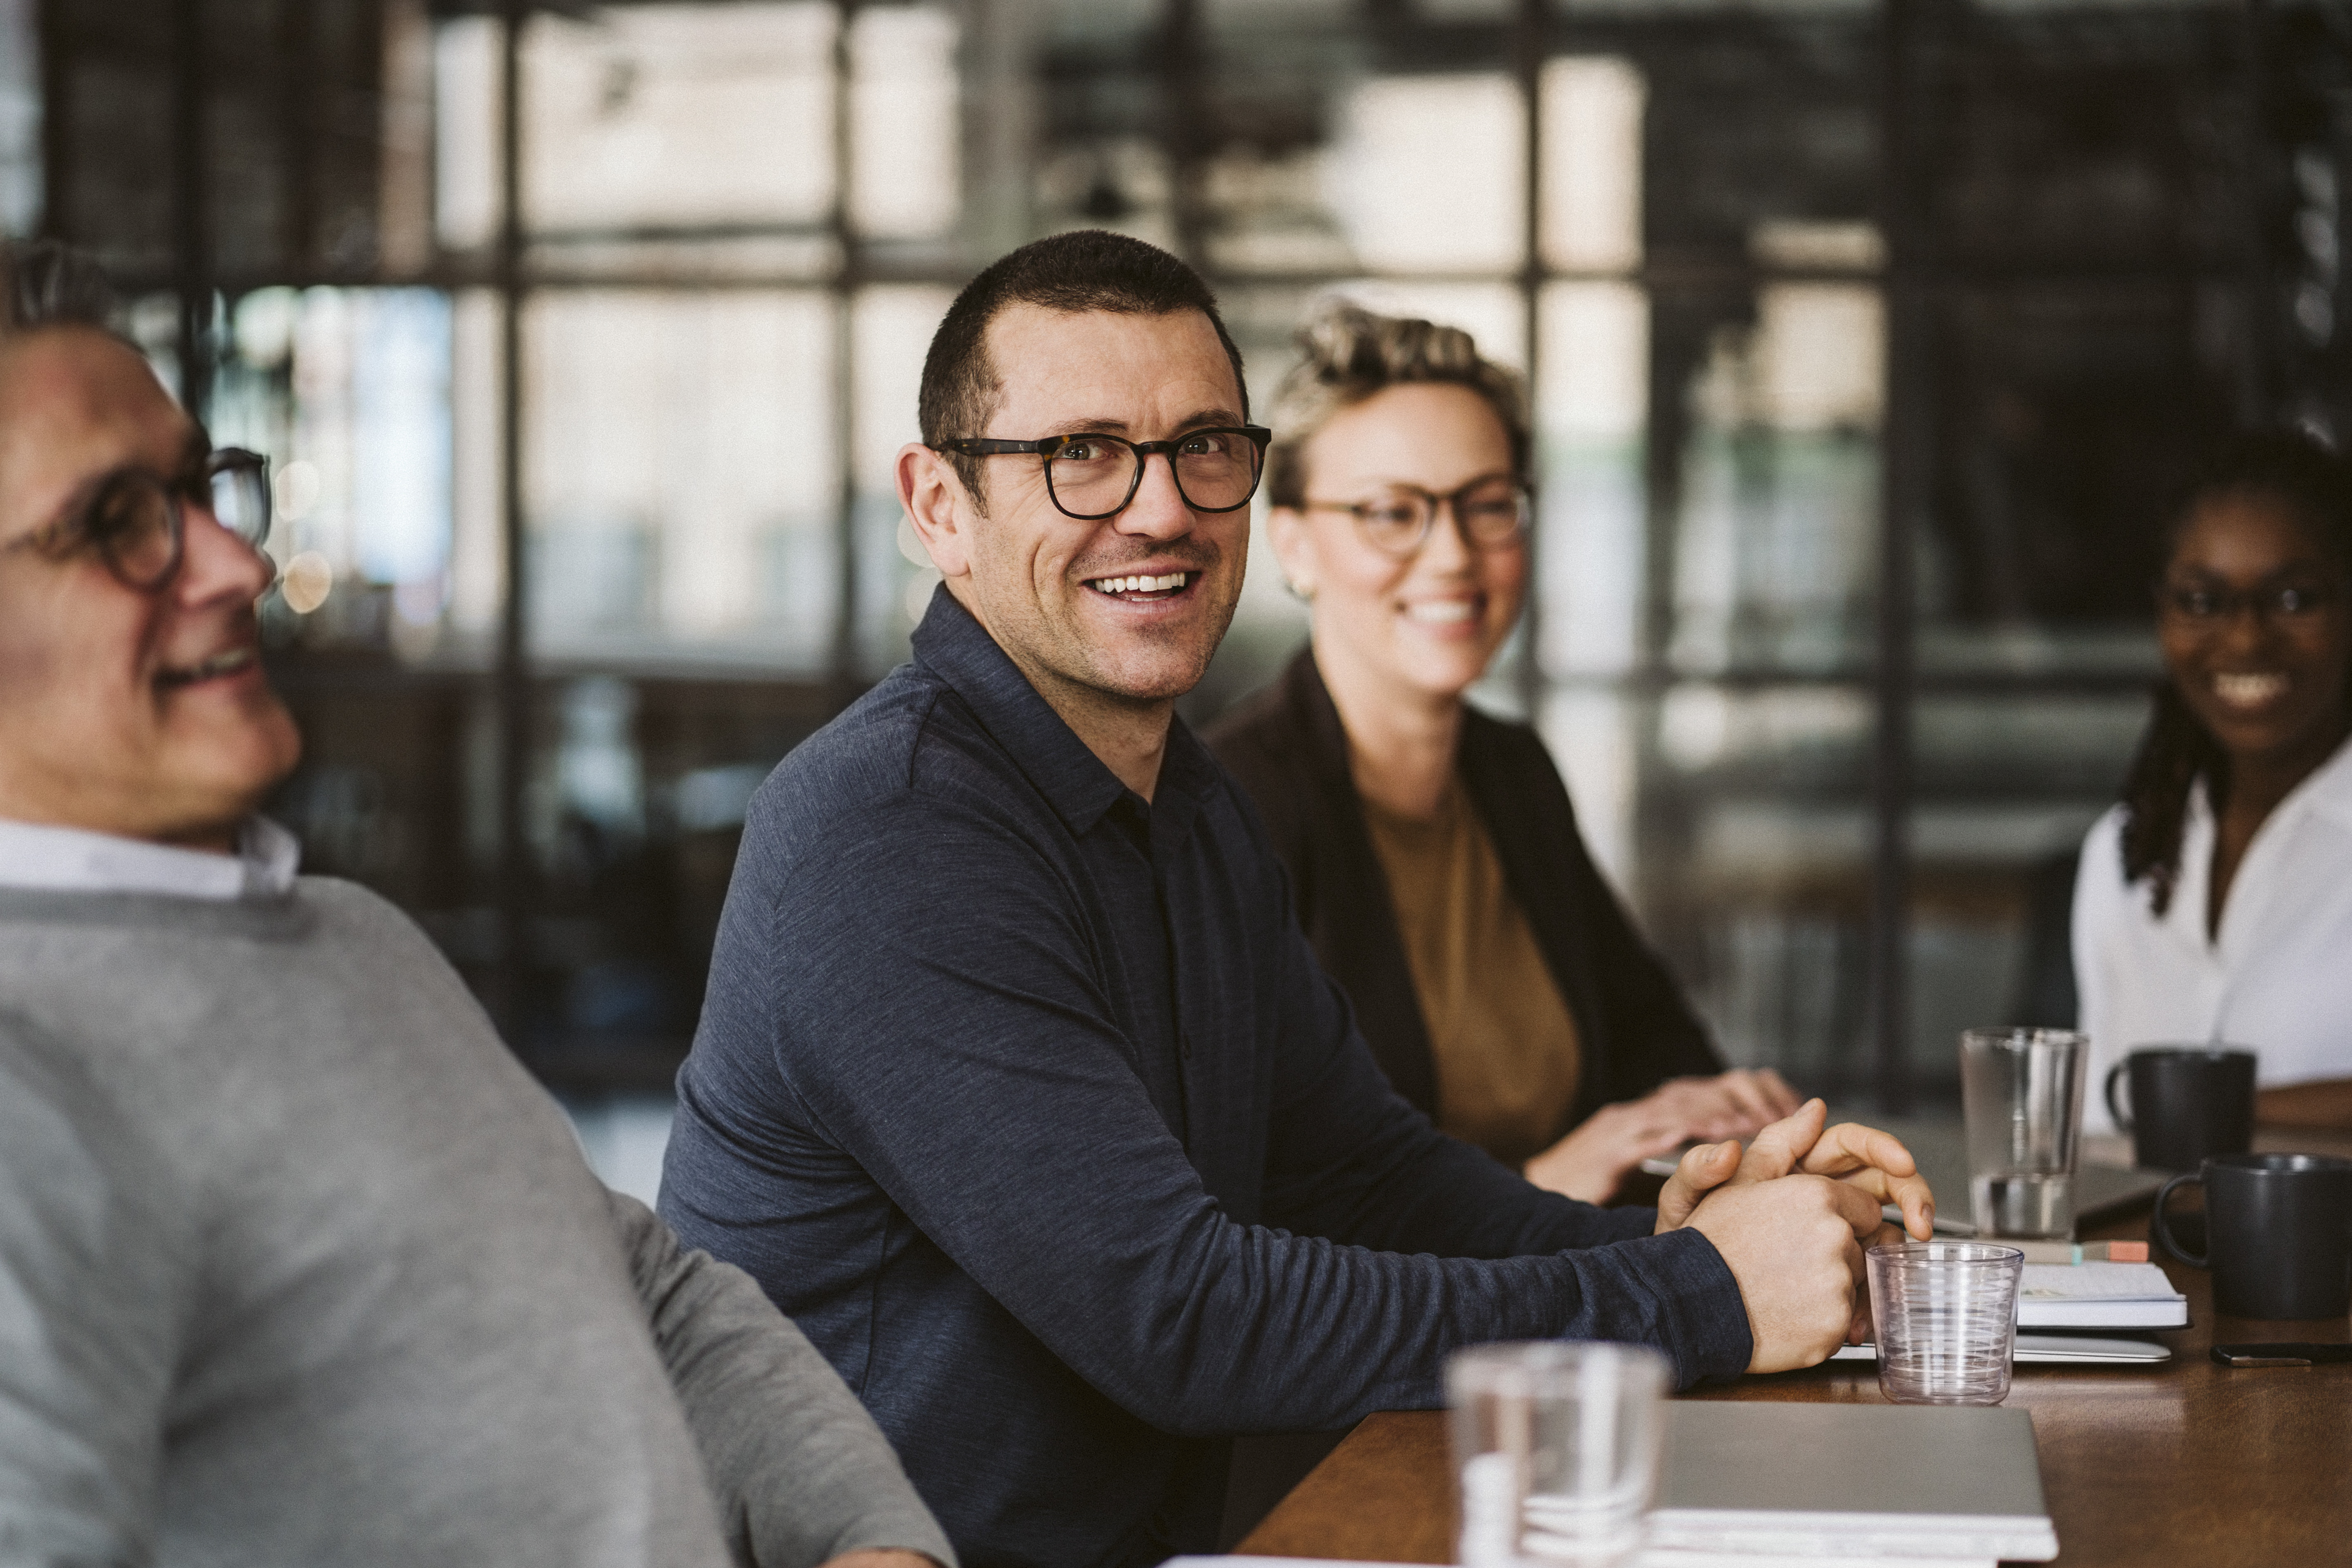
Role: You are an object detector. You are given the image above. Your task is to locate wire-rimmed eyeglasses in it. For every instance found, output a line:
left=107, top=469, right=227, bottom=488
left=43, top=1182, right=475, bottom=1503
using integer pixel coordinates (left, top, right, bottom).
left=936, top=425, right=1273, bottom=521
left=2, top=448, right=272, bottom=591
left=1301, top=477, right=1530, bottom=558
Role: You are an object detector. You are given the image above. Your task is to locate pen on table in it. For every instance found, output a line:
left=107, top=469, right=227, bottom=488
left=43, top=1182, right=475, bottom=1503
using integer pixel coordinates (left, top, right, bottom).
left=1877, top=1222, right=2150, bottom=1265
left=2009, top=1240, right=2149, bottom=1265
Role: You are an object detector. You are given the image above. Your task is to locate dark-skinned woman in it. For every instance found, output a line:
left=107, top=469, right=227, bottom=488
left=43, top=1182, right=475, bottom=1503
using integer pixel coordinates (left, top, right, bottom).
left=2075, top=430, right=2352, bottom=1132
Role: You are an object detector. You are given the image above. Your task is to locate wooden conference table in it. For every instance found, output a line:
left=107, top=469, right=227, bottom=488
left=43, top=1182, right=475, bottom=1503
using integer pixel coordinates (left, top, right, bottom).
left=1237, top=1125, right=2352, bottom=1568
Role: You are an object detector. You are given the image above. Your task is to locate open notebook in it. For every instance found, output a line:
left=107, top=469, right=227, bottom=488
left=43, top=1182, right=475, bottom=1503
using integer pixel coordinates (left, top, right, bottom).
left=2015, top=1262, right=2187, bottom=1328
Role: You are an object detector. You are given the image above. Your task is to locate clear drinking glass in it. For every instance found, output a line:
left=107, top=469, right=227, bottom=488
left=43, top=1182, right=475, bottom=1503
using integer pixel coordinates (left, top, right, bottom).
left=1447, top=1341, right=1669, bottom=1568
left=1866, top=1241, right=2026, bottom=1405
left=1960, top=1026, right=2090, bottom=1239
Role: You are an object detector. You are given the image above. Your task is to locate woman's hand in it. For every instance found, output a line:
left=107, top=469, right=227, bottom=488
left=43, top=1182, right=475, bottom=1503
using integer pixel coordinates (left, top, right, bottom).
left=1520, top=1069, right=1805, bottom=1204
left=1522, top=1099, right=1692, bottom=1202
left=1637, top=1069, right=1803, bottom=1143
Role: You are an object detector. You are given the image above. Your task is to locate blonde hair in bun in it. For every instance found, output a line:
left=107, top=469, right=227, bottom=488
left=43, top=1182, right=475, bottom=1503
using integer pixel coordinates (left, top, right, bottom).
left=1264, top=300, right=1530, bottom=509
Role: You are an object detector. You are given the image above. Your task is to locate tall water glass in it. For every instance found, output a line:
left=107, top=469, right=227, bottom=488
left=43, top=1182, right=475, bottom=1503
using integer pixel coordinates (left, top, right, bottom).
left=1960, top=1027, right=2090, bottom=1239
left=1447, top=1342, right=1669, bottom=1568
left=1867, top=1241, right=2026, bottom=1405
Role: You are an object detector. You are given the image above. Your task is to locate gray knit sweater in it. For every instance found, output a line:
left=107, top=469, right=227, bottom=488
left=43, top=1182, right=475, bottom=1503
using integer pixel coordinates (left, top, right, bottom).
left=0, top=878, right=954, bottom=1568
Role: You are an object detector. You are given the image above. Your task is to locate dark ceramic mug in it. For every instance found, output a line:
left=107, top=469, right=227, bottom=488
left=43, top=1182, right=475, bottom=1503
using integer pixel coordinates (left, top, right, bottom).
left=2154, top=1152, right=2352, bottom=1320
left=2103, top=1046, right=2257, bottom=1171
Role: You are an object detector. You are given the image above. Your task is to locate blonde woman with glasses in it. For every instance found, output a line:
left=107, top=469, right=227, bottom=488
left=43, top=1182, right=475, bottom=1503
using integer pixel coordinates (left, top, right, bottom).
left=1207, top=302, right=1799, bottom=1202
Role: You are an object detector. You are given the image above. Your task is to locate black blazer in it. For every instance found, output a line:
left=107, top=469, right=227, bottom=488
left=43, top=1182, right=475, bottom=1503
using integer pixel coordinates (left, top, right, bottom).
left=1204, top=649, right=1721, bottom=1143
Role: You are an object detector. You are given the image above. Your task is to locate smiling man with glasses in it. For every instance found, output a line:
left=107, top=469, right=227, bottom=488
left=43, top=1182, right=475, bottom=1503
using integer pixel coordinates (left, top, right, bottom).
left=663, top=231, right=1932, bottom=1568
left=0, top=245, right=952, bottom=1568
left=0, top=331, right=298, bottom=856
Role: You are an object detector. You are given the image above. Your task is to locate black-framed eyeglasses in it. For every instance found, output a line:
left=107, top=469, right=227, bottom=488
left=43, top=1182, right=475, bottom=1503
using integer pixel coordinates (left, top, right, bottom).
left=1302, top=477, right=1530, bottom=558
left=2, top=448, right=271, bottom=591
left=2155, top=578, right=2343, bottom=625
left=935, top=425, right=1272, bottom=521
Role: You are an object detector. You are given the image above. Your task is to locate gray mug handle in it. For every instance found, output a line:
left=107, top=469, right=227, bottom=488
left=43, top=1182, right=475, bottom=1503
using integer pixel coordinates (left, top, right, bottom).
left=2152, top=1171, right=2208, bottom=1268
left=2104, top=1059, right=2134, bottom=1134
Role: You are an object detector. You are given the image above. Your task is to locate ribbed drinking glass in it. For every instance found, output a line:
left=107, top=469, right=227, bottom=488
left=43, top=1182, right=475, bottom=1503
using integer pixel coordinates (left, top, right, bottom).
left=1867, top=1241, right=2026, bottom=1406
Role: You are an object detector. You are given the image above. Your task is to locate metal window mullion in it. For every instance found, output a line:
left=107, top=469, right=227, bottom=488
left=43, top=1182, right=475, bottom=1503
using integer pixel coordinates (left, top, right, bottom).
left=494, top=0, right=531, bottom=1055
left=171, top=0, right=213, bottom=420
left=831, top=0, right=862, bottom=698
left=277, top=0, right=316, bottom=271
left=35, top=0, right=68, bottom=243
left=1513, top=0, right=1545, bottom=721
left=1871, top=0, right=1942, bottom=1115
left=1161, top=0, right=1208, bottom=273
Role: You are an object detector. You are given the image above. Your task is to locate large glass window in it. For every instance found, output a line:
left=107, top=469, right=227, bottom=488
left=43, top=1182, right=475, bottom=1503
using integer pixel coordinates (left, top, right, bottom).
left=31, top=0, right=2348, bottom=1132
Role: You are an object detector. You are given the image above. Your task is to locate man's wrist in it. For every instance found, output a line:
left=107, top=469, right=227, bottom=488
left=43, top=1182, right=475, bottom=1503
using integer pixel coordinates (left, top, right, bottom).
left=1614, top=1225, right=1753, bottom=1386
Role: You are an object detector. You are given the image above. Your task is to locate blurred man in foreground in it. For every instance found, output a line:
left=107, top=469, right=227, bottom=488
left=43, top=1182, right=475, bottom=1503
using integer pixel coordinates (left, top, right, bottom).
left=661, top=230, right=1934, bottom=1568
left=0, top=242, right=954, bottom=1568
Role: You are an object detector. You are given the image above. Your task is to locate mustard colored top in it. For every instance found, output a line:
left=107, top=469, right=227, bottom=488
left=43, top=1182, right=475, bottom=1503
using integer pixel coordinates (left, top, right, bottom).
left=1362, top=776, right=1585, bottom=1166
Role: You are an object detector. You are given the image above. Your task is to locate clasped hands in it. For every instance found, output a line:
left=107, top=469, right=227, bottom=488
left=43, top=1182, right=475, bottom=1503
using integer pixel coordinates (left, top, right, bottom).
left=1652, top=1098, right=1936, bottom=1374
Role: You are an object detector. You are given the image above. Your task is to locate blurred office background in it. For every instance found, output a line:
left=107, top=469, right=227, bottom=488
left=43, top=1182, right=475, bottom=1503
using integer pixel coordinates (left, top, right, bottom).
left=13, top=0, right=2352, bottom=1193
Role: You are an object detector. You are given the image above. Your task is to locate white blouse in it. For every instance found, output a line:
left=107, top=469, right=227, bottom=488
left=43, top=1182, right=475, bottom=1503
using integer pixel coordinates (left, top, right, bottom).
left=2072, top=733, right=2352, bottom=1133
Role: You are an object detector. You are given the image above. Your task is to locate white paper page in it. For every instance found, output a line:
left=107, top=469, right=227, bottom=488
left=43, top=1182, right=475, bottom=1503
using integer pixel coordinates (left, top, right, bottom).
left=2017, top=1262, right=2183, bottom=1302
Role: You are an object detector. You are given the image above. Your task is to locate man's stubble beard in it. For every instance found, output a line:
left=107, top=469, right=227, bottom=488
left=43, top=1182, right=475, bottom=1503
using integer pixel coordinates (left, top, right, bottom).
left=956, top=488, right=1248, bottom=711
left=1013, top=562, right=1234, bottom=713
left=1086, top=579, right=1240, bottom=706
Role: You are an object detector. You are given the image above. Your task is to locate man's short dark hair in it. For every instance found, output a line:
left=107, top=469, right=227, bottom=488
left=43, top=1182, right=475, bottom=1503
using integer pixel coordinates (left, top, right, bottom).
left=918, top=230, right=1248, bottom=499
left=0, top=239, right=117, bottom=334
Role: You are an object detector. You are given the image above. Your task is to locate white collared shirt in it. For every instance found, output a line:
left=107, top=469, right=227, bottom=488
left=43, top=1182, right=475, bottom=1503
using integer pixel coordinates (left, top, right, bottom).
left=0, top=815, right=301, bottom=901
left=2072, top=732, right=2352, bottom=1131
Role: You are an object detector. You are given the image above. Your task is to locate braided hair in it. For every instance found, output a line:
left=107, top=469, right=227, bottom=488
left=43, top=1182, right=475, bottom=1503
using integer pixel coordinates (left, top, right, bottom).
left=2117, top=430, right=2352, bottom=914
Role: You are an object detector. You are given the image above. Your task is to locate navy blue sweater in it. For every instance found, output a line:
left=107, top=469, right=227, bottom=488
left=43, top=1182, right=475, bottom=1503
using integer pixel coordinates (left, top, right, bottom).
left=660, top=590, right=1750, bottom=1568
